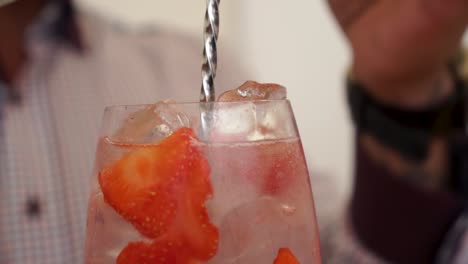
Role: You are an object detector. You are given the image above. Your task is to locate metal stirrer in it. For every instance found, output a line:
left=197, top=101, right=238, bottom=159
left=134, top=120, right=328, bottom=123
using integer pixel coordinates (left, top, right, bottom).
left=200, top=0, right=220, bottom=102
left=200, top=0, right=220, bottom=137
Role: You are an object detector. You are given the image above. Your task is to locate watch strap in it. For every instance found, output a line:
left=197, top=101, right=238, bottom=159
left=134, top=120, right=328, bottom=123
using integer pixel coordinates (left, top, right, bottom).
left=347, top=68, right=466, bottom=162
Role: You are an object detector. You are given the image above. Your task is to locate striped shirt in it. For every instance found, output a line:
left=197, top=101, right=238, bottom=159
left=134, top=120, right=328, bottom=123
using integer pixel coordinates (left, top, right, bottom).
left=0, top=3, right=244, bottom=263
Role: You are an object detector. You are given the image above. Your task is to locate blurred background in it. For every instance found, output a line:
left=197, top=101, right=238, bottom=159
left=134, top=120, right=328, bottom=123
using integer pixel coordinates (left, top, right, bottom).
left=76, top=0, right=352, bottom=218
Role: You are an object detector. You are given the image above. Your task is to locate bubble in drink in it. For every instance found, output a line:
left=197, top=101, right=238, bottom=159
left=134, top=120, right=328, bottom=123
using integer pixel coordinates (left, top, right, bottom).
left=218, top=81, right=287, bottom=102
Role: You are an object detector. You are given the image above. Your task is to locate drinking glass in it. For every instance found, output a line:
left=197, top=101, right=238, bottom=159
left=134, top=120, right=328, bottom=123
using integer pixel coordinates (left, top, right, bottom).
left=84, top=100, right=322, bottom=263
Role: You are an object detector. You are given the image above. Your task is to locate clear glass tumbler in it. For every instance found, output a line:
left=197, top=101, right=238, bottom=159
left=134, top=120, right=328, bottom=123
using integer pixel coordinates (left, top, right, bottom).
left=84, top=100, right=322, bottom=264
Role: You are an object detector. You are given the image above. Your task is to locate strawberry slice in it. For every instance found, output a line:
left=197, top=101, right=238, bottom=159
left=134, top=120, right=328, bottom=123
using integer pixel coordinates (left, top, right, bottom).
left=117, top=240, right=192, bottom=264
left=99, top=128, right=190, bottom=238
left=175, top=138, right=219, bottom=260
left=99, top=127, right=203, bottom=238
left=273, top=248, right=300, bottom=264
left=100, top=127, right=219, bottom=261
left=180, top=202, right=219, bottom=260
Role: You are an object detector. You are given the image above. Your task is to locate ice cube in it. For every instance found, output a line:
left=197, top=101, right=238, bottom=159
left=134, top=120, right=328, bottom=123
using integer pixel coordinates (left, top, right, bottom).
left=218, top=81, right=287, bottom=102
left=209, top=195, right=319, bottom=264
left=211, top=81, right=293, bottom=142
left=208, top=101, right=257, bottom=142
left=247, top=100, right=295, bottom=141
left=85, top=194, right=144, bottom=264
left=205, top=144, right=260, bottom=224
left=113, top=100, right=190, bottom=144
left=210, top=197, right=293, bottom=263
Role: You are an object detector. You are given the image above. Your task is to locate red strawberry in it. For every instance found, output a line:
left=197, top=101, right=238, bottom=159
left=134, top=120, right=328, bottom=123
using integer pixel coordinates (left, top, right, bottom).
left=179, top=204, right=219, bottom=260
left=176, top=138, right=219, bottom=260
left=261, top=153, right=290, bottom=195
left=99, top=128, right=193, bottom=238
left=99, top=128, right=202, bottom=238
left=246, top=142, right=299, bottom=196
left=100, top=127, right=219, bottom=261
left=273, top=248, right=300, bottom=264
left=117, top=240, right=193, bottom=264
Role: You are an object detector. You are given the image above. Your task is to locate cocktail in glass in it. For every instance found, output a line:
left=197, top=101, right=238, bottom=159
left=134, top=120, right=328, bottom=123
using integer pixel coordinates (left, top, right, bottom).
left=84, top=99, right=322, bottom=263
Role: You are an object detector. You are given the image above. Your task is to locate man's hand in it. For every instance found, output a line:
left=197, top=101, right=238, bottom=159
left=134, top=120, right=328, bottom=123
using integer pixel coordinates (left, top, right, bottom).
left=328, top=0, right=468, bottom=107
left=329, top=0, right=468, bottom=189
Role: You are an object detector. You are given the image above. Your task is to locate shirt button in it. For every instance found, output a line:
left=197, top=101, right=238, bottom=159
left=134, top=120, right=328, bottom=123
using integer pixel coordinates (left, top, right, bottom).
left=25, top=196, right=41, bottom=219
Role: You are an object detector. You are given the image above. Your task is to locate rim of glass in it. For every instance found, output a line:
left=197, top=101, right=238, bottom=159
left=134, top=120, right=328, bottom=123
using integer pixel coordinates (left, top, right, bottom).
left=103, top=99, right=291, bottom=112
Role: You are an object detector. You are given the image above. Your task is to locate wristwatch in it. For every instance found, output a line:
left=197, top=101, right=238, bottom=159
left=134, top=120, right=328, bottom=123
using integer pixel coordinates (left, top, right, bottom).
left=347, top=65, right=467, bottom=163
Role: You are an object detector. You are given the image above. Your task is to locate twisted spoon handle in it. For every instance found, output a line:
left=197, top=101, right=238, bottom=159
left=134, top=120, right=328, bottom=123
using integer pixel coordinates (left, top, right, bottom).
left=200, top=0, right=220, bottom=102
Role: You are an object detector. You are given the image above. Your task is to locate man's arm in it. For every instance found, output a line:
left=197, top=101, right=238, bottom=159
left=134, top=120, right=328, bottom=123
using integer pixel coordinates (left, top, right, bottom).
left=327, top=0, right=468, bottom=262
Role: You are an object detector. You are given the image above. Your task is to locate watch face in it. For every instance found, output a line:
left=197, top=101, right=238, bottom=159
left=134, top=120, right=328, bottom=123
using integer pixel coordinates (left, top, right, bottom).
left=0, top=0, right=15, bottom=8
